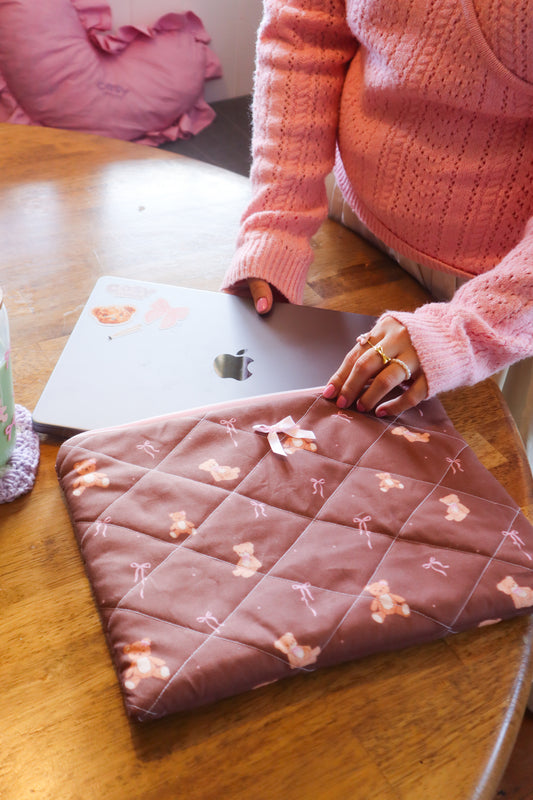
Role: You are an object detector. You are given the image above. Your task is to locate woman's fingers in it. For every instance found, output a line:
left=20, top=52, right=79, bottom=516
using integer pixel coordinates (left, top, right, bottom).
left=355, top=352, right=414, bottom=411
left=374, top=374, right=429, bottom=417
left=325, top=343, right=386, bottom=407
left=323, top=317, right=427, bottom=415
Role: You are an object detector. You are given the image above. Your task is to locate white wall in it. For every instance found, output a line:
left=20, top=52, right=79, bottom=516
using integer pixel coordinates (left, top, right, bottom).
left=106, top=0, right=262, bottom=101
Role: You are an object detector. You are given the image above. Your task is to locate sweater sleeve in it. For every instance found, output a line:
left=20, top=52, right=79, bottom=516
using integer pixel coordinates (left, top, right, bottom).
left=389, top=219, right=533, bottom=397
left=220, top=0, right=357, bottom=303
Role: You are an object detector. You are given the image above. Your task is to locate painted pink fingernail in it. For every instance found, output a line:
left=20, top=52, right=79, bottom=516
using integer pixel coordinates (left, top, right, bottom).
left=322, top=383, right=336, bottom=399
left=375, top=407, right=387, bottom=417
left=337, top=396, right=348, bottom=409
left=356, top=400, right=366, bottom=413
left=256, top=297, right=269, bottom=313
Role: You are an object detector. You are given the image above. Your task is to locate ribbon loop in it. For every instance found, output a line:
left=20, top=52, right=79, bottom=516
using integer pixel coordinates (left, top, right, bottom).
left=251, top=500, right=267, bottom=518
left=422, top=556, right=449, bottom=576
left=353, top=515, right=373, bottom=548
left=136, top=440, right=160, bottom=459
left=221, top=418, right=238, bottom=446
left=445, top=457, right=464, bottom=474
left=197, top=611, right=223, bottom=631
left=253, top=416, right=316, bottom=457
left=130, top=561, right=152, bottom=598
left=502, top=529, right=532, bottom=560
left=311, top=478, right=325, bottom=497
left=292, top=581, right=318, bottom=616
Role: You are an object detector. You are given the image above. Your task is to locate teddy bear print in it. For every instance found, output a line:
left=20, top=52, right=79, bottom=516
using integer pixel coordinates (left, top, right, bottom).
left=283, top=436, right=318, bottom=455
left=496, top=576, right=533, bottom=609
left=232, top=542, right=262, bottom=577
left=391, top=425, right=430, bottom=443
left=72, top=458, right=110, bottom=496
left=198, top=458, right=240, bottom=482
left=439, top=493, right=470, bottom=521
left=122, top=638, right=170, bottom=690
left=375, top=472, right=405, bottom=492
left=274, top=632, right=321, bottom=669
left=365, top=580, right=411, bottom=623
left=169, top=511, right=197, bottom=538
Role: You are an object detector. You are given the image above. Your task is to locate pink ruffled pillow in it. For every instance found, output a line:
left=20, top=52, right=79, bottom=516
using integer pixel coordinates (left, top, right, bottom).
left=0, top=0, right=222, bottom=145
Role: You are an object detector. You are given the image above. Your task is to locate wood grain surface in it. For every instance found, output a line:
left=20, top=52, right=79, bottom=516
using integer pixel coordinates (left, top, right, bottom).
left=0, top=124, right=532, bottom=800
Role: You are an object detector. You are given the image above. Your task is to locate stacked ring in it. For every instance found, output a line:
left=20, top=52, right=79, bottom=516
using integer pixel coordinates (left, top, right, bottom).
left=390, top=357, right=412, bottom=381
left=358, top=334, right=412, bottom=381
left=371, top=342, right=392, bottom=365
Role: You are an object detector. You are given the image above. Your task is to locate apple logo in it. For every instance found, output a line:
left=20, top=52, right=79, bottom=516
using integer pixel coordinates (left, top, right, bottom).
left=213, top=349, right=254, bottom=381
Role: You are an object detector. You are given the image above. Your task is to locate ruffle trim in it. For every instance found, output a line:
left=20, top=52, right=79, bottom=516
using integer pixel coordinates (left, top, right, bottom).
left=70, top=1, right=223, bottom=145
left=0, top=1, right=222, bottom=145
left=71, top=1, right=220, bottom=73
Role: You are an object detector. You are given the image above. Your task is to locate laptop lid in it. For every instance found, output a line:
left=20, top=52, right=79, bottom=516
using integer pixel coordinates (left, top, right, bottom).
left=32, top=276, right=374, bottom=437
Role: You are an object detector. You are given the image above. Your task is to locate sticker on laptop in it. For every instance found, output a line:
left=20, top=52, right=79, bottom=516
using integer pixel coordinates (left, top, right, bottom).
left=106, top=282, right=156, bottom=300
left=90, top=294, right=189, bottom=342
left=91, top=304, right=137, bottom=325
left=144, top=297, right=189, bottom=330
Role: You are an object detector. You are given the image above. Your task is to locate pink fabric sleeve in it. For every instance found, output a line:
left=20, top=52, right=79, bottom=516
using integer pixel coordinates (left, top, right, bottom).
left=220, top=0, right=357, bottom=302
left=388, top=219, right=533, bottom=396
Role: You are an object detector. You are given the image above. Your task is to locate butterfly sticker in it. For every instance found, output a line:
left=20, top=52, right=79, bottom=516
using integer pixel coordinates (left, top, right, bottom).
left=144, top=297, right=190, bottom=330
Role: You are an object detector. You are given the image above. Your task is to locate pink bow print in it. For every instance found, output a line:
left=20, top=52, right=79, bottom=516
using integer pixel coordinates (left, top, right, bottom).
left=145, top=297, right=189, bottom=329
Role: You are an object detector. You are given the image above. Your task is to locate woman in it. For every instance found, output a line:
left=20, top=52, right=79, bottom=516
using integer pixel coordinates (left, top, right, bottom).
left=221, top=0, right=533, bottom=456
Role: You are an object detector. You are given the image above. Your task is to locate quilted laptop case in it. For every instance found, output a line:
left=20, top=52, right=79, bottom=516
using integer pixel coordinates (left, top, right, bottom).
left=56, top=388, right=533, bottom=721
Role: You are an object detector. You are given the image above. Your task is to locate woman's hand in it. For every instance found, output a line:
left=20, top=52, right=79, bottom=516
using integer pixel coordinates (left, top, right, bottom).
left=322, top=316, right=428, bottom=417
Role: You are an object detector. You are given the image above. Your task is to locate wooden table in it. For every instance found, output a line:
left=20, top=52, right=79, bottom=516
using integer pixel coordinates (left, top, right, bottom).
left=1, top=124, right=532, bottom=800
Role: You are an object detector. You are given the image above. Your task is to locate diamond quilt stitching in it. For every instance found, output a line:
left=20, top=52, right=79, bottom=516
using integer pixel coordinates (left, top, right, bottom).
left=56, top=389, right=533, bottom=720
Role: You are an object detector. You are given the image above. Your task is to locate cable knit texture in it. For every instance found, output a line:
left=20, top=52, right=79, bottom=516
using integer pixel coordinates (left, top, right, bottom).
left=221, top=0, right=533, bottom=397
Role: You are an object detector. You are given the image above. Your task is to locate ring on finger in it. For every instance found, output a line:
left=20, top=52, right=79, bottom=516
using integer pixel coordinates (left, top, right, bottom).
left=370, top=342, right=392, bottom=366
left=390, top=357, right=412, bottom=381
left=356, top=331, right=372, bottom=346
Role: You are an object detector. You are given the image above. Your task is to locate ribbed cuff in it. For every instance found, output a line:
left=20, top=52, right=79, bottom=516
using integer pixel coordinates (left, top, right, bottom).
left=220, top=232, right=313, bottom=305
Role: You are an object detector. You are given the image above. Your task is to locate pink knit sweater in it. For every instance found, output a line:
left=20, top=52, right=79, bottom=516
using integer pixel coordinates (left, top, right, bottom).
left=221, top=0, right=533, bottom=397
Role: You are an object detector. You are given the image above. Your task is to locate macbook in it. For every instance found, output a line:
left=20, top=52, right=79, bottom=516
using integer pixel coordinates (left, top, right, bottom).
left=32, top=276, right=374, bottom=437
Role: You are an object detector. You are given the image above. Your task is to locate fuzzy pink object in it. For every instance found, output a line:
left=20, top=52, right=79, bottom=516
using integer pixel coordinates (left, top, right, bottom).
left=0, top=0, right=222, bottom=145
left=0, top=406, right=39, bottom=504
left=221, top=0, right=533, bottom=397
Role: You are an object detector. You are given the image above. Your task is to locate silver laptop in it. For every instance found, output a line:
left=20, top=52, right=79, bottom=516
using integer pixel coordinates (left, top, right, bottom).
left=32, top=276, right=374, bottom=437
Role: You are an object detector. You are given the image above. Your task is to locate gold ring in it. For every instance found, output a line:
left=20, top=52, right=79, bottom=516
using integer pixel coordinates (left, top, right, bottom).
left=371, top=343, right=391, bottom=365
left=390, top=357, right=412, bottom=381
